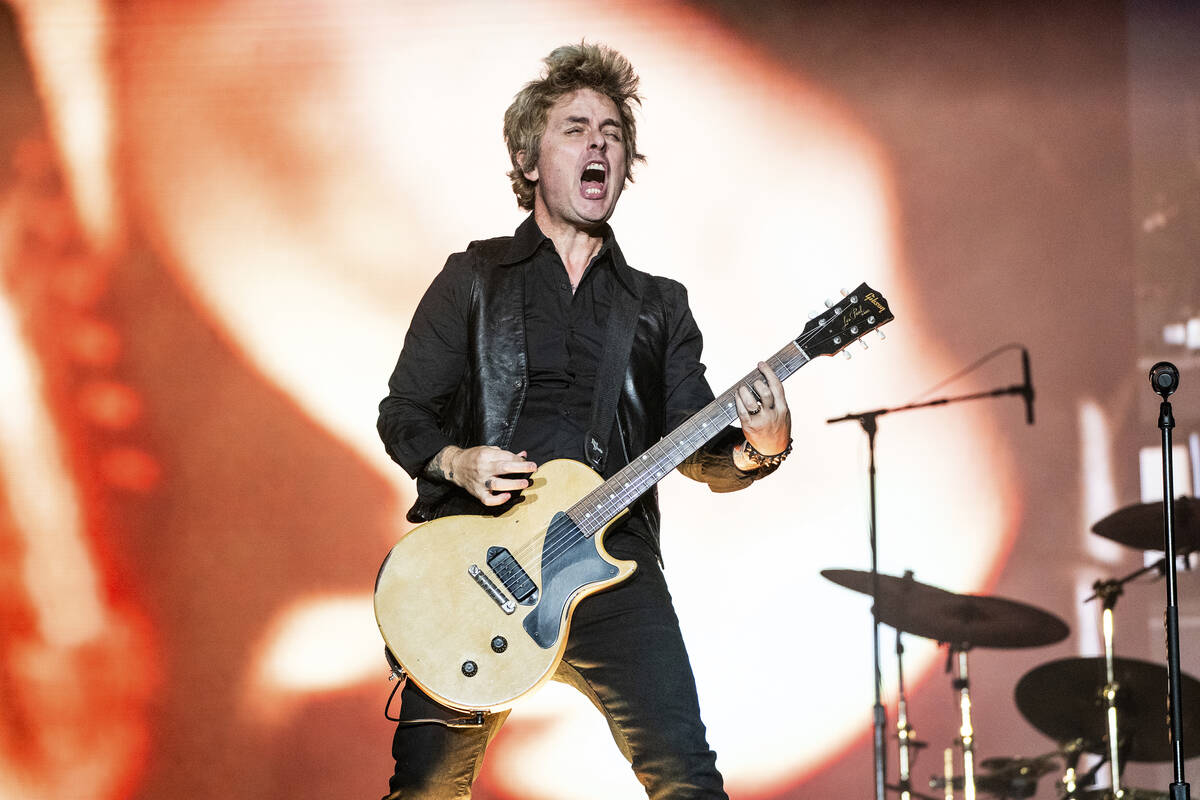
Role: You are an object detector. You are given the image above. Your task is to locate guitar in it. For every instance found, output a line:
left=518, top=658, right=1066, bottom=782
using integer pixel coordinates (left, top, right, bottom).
left=374, top=282, right=894, bottom=712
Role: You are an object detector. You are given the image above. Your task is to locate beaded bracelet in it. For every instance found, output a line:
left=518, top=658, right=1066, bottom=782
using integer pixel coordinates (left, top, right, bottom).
left=743, top=437, right=793, bottom=469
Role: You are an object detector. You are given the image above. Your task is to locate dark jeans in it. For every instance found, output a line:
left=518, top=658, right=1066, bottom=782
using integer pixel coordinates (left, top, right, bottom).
left=382, top=531, right=727, bottom=800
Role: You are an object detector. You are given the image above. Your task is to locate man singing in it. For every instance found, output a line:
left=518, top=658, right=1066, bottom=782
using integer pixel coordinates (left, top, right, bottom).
left=378, top=41, right=792, bottom=800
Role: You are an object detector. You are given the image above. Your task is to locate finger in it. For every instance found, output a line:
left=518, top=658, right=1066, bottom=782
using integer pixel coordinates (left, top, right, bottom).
left=736, top=385, right=761, bottom=414
left=752, top=378, right=773, bottom=409
left=497, top=457, right=538, bottom=475
left=478, top=490, right=510, bottom=507
left=734, top=391, right=757, bottom=425
left=489, top=476, right=532, bottom=493
left=759, top=362, right=787, bottom=410
left=745, top=380, right=762, bottom=404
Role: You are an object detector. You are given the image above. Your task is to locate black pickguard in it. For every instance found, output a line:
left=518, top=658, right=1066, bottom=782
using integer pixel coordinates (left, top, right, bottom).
left=522, top=512, right=618, bottom=649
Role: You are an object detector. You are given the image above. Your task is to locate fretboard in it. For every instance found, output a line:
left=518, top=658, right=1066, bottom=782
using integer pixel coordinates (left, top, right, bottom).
left=567, top=339, right=811, bottom=536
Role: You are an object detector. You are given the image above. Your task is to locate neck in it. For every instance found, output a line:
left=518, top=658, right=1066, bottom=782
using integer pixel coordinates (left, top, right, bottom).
left=532, top=206, right=606, bottom=282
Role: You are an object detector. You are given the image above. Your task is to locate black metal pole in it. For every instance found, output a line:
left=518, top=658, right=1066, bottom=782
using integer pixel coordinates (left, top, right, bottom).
left=1149, top=361, right=1189, bottom=800
left=861, top=413, right=886, bottom=800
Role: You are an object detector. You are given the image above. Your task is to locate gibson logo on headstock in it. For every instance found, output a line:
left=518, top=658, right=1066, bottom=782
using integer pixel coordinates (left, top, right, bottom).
left=864, top=292, right=885, bottom=314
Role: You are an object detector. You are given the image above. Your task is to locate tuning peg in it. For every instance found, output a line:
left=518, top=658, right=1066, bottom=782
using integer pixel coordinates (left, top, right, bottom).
left=876, top=329, right=887, bottom=341
left=808, top=309, right=820, bottom=320
left=858, top=339, right=869, bottom=350
left=842, top=350, right=852, bottom=360
left=824, top=298, right=835, bottom=308
left=840, top=288, right=849, bottom=297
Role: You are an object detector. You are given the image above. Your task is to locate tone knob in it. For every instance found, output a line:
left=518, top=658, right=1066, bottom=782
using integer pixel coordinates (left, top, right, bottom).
left=461, top=660, right=478, bottom=677
left=491, top=636, right=508, bottom=653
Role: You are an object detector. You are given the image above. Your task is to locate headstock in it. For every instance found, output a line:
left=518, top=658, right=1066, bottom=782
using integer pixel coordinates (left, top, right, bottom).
left=796, top=283, right=894, bottom=358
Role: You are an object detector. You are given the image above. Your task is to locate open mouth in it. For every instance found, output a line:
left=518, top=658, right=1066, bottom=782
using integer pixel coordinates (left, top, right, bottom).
left=580, top=161, right=607, bottom=198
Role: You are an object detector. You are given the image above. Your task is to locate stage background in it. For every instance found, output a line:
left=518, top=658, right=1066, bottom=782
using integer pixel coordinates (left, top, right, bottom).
left=1, top=1, right=1199, bottom=798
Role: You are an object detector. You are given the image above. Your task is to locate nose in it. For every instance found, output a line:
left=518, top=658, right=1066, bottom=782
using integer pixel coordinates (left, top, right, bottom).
left=588, top=129, right=606, bottom=151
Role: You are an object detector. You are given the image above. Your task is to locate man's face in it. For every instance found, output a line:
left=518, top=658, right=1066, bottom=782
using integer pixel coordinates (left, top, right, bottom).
left=524, top=88, right=628, bottom=231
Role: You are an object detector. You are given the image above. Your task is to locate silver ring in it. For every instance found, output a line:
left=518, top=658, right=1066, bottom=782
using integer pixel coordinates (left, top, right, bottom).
left=748, top=405, right=761, bottom=416
left=485, top=478, right=493, bottom=491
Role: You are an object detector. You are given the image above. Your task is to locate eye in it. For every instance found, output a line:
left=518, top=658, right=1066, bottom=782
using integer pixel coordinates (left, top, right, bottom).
left=565, top=126, right=583, bottom=134
left=605, top=131, right=622, bottom=142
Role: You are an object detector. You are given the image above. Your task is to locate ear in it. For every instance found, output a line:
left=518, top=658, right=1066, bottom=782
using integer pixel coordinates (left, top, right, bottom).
left=517, top=151, right=538, bottom=183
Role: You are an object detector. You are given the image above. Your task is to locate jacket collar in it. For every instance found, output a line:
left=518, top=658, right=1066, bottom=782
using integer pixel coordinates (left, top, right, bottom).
left=499, top=214, right=640, bottom=297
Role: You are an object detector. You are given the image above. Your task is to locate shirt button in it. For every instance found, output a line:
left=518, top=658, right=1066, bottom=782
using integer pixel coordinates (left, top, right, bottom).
left=513, top=379, right=523, bottom=388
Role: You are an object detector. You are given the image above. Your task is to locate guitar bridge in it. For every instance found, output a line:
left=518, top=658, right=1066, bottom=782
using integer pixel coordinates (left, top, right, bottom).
left=468, top=564, right=516, bottom=614
left=486, top=546, right=538, bottom=605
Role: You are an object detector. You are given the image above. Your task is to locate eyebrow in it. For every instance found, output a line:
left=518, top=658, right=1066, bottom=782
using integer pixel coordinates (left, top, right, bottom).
left=565, top=115, right=622, bottom=129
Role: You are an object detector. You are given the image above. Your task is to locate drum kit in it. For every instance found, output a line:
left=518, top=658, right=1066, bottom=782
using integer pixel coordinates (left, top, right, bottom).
left=823, top=496, right=1200, bottom=800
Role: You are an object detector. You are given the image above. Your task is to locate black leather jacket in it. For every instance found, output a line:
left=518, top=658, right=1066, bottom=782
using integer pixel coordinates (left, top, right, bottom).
left=378, top=219, right=767, bottom=550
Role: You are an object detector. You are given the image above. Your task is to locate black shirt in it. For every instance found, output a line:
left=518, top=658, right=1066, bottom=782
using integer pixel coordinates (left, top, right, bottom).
left=509, top=222, right=616, bottom=466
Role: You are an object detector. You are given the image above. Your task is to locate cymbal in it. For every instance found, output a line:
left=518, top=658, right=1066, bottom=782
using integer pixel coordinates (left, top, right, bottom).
left=1091, top=496, right=1200, bottom=551
left=1015, top=656, right=1200, bottom=762
left=820, top=569, right=1070, bottom=648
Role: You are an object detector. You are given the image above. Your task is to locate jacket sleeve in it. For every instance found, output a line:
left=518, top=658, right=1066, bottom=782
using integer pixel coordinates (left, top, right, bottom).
left=656, top=279, right=772, bottom=493
left=377, top=252, right=475, bottom=480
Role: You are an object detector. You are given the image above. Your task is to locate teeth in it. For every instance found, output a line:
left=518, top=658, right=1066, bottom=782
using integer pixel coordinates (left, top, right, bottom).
left=586, top=162, right=607, bottom=172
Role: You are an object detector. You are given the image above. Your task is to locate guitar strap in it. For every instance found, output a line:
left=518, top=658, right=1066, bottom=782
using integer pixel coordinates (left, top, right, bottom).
left=584, top=271, right=646, bottom=473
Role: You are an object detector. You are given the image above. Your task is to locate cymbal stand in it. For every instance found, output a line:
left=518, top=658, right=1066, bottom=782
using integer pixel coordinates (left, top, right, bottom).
left=1093, top=579, right=1125, bottom=796
left=1083, top=559, right=1168, bottom=796
left=950, top=645, right=976, bottom=800
left=897, top=629, right=916, bottom=800
left=1149, top=361, right=1190, bottom=800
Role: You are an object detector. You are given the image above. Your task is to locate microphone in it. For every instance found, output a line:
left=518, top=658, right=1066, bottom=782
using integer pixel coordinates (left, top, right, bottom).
left=1021, top=347, right=1035, bottom=425
left=1149, top=361, right=1179, bottom=399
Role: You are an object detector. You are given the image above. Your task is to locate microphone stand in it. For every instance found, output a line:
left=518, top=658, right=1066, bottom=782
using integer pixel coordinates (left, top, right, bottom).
left=1149, top=361, right=1190, bottom=800
left=827, top=379, right=1029, bottom=800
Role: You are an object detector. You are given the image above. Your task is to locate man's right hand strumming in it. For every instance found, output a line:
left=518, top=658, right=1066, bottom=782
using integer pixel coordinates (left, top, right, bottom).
left=427, top=445, right=538, bottom=506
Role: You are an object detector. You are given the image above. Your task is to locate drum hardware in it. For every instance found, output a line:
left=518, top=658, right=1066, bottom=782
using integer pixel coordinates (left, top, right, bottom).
left=896, top=628, right=923, bottom=800
left=885, top=782, right=941, bottom=800
left=950, top=644, right=977, bottom=800
left=1068, top=789, right=1169, bottom=799
left=822, top=568, right=1069, bottom=800
left=928, top=752, right=1060, bottom=799
left=826, top=346, right=1035, bottom=800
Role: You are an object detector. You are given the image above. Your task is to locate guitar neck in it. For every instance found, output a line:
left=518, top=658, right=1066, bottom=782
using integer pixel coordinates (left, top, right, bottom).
left=567, top=340, right=811, bottom=537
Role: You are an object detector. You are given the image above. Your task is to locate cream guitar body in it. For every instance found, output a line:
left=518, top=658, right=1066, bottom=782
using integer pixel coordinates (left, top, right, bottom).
left=375, top=459, right=635, bottom=712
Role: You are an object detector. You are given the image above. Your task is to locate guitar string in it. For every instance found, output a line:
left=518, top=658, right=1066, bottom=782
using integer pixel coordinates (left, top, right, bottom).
left=499, top=296, right=874, bottom=587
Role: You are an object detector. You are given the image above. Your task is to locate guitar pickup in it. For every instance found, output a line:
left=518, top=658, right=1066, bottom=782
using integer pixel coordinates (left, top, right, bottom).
left=486, top=546, right=538, bottom=605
